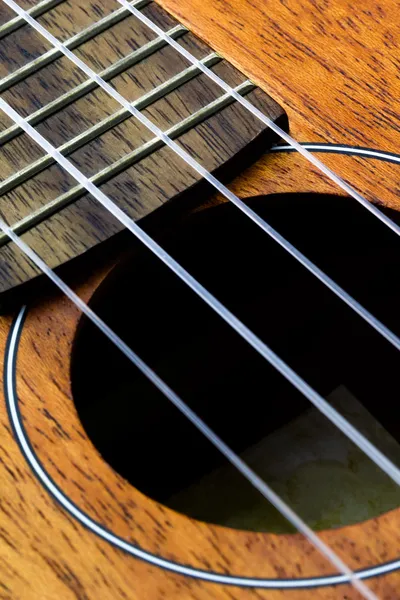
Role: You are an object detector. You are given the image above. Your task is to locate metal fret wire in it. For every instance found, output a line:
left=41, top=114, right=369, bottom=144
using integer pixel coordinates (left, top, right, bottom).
left=119, top=0, right=400, bottom=239
left=0, top=77, right=251, bottom=242
left=2, top=0, right=400, bottom=357
left=0, top=0, right=63, bottom=39
left=0, top=51, right=222, bottom=201
left=0, top=22, right=188, bottom=146
left=9, top=0, right=400, bottom=387
left=2, top=0, right=400, bottom=486
left=0, top=0, right=152, bottom=93
left=0, top=98, right=377, bottom=600
left=0, top=7, right=395, bottom=595
left=0, top=19, right=400, bottom=380
left=2, top=3, right=398, bottom=358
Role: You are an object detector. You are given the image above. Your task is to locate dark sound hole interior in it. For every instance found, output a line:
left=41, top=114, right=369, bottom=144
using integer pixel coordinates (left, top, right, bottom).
left=72, top=193, right=400, bottom=533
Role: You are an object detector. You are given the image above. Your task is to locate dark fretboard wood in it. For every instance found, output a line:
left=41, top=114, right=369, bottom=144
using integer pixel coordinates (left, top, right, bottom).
left=0, top=0, right=286, bottom=296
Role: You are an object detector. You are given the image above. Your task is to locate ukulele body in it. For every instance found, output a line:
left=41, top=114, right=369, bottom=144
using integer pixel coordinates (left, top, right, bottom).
left=0, top=0, right=400, bottom=598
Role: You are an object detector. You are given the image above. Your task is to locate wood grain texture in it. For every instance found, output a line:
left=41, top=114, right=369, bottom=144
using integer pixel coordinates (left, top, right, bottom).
left=0, top=0, right=400, bottom=598
left=0, top=0, right=285, bottom=295
left=158, top=0, right=400, bottom=213
left=0, top=155, right=400, bottom=599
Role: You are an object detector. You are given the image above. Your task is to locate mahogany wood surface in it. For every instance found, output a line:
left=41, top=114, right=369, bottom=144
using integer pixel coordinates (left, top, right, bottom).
left=158, top=0, right=400, bottom=213
left=0, top=0, right=399, bottom=598
left=0, top=158, right=399, bottom=599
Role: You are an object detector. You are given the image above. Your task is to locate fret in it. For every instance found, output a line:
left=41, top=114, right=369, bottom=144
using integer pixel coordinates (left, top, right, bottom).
left=0, top=23, right=188, bottom=146
left=0, top=0, right=152, bottom=93
left=0, top=97, right=284, bottom=292
left=0, top=0, right=285, bottom=293
left=0, top=80, right=254, bottom=246
left=0, top=52, right=221, bottom=196
left=0, top=0, right=64, bottom=39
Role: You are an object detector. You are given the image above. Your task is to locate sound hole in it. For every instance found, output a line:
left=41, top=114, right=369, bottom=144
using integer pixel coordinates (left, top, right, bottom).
left=72, top=194, right=400, bottom=533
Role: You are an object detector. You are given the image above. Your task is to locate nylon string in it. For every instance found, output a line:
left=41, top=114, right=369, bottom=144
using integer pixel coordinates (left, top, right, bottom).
left=2, top=0, right=400, bottom=358
left=0, top=104, right=378, bottom=600
left=117, top=0, right=400, bottom=237
left=1, top=3, right=400, bottom=485
left=0, top=3, right=398, bottom=594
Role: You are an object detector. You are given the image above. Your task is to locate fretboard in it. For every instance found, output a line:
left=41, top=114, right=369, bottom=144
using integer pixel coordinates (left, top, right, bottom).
left=0, top=0, right=286, bottom=295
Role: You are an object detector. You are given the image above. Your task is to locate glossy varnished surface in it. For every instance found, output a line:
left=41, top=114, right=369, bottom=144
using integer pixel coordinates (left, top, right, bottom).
left=0, top=158, right=400, bottom=598
left=0, top=0, right=400, bottom=598
left=159, top=0, right=400, bottom=213
left=0, top=0, right=285, bottom=294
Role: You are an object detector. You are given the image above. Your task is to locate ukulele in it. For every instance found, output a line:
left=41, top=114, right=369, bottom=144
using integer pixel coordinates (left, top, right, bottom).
left=0, top=0, right=400, bottom=598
